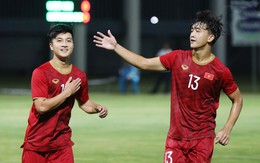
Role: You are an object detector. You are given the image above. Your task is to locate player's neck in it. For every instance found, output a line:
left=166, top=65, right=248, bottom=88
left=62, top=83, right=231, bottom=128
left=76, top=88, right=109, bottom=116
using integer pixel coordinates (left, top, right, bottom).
left=192, top=49, right=214, bottom=65
left=50, top=58, right=72, bottom=74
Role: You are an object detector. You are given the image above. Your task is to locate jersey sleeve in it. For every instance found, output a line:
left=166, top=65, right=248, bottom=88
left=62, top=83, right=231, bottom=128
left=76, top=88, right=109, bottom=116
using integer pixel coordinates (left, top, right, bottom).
left=159, top=50, right=178, bottom=70
left=76, top=73, right=89, bottom=103
left=31, top=68, right=48, bottom=99
left=221, top=67, right=238, bottom=95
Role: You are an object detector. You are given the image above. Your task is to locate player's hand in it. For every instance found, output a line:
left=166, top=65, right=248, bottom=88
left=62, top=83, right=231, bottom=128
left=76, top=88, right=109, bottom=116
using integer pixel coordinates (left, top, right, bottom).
left=93, top=30, right=117, bottom=50
left=215, top=128, right=231, bottom=146
left=64, top=77, right=81, bottom=97
left=95, top=105, right=108, bottom=118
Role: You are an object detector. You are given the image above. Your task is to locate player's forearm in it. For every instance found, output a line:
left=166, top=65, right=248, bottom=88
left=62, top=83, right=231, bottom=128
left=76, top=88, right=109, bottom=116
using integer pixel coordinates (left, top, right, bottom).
left=80, top=101, right=108, bottom=118
left=114, top=44, right=147, bottom=69
left=35, top=90, right=71, bottom=114
left=81, top=106, right=98, bottom=114
left=79, top=99, right=99, bottom=114
left=223, top=95, right=243, bottom=131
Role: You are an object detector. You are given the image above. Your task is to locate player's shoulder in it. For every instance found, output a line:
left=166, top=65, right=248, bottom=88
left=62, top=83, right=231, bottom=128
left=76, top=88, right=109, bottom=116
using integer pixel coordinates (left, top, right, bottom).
left=33, top=62, right=52, bottom=73
left=161, top=49, right=192, bottom=63
left=212, top=57, right=229, bottom=69
left=72, top=65, right=84, bottom=73
left=173, top=49, right=192, bottom=56
left=211, top=57, right=233, bottom=77
left=71, top=65, right=87, bottom=77
left=172, top=49, right=193, bottom=60
left=165, top=49, right=191, bottom=56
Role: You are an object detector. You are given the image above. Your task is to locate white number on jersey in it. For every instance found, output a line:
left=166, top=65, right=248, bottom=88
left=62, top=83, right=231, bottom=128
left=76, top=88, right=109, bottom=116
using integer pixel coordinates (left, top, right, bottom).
left=164, top=151, right=173, bottom=163
left=61, top=84, right=65, bottom=92
left=188, top=74, right=200, bottom=90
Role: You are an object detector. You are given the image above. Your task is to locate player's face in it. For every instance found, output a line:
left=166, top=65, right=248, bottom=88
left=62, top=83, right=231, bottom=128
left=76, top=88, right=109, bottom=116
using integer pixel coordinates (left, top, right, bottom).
left=190, top=22, right=214, bottom=49
left=49, top=32, right=74, bottom=59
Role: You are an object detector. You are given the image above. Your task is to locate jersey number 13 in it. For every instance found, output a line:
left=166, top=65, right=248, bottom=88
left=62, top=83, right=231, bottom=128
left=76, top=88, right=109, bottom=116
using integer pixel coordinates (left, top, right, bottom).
left=188, top=74, right=200, bottom=90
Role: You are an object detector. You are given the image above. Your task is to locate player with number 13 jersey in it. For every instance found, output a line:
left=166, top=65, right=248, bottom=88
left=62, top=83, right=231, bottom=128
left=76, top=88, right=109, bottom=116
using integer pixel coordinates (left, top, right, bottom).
left=160, top=49, right=237, bottom=140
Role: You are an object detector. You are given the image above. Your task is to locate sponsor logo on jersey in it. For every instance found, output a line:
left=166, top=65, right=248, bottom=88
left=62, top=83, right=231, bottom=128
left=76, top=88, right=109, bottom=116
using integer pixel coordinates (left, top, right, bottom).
left=204, top=72, right=214, bottom=80
left=181, top=64, right=189, bottom=70
left=52, top=79, right=60, bottom=84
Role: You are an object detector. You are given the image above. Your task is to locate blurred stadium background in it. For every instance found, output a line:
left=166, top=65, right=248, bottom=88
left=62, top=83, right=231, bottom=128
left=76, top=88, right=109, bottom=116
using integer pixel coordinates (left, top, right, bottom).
left=0, top=0, right=259, bottom=92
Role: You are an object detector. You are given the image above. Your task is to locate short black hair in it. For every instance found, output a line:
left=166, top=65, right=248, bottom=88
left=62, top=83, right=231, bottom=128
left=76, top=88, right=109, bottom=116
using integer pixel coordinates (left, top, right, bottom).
left=192, top=10, right=223, bottom=45
left=47, top=24, right=73, bottom=43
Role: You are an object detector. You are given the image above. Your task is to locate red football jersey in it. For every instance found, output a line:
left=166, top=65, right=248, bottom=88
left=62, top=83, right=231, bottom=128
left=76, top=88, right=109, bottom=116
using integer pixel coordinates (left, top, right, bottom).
left=21, top=62, right=89, bottom=151
left=160, top=50, right=237, bottom=140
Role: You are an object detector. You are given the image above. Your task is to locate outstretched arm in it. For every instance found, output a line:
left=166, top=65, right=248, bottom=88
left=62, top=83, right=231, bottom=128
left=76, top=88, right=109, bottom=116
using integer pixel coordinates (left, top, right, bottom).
left=93, top=30, right=166, bottom=71
left=215, top=88, right=243, bottom=146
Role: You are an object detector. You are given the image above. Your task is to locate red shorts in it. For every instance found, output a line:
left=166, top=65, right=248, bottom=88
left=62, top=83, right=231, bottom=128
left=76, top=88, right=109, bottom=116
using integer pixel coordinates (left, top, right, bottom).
left=22, top=147, right=74, bottom=163
left=164, top=137, right=214, bottom=163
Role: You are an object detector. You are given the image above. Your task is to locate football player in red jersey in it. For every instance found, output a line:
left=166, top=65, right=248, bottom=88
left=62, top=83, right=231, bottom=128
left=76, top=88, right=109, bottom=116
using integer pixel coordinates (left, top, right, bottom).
left=93, top=10, right=243, bottom=163
left=21, top=24, right=108, bottom=163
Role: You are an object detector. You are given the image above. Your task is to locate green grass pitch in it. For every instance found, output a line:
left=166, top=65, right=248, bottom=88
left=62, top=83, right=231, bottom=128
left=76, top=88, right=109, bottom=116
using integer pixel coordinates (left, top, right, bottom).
left=0, top=92, right=259, bottom=163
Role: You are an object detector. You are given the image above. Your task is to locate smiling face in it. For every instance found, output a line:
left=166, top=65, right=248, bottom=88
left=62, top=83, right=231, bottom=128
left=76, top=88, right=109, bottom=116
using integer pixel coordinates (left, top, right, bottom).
left=49, top=32, right=74, bottom=60
left=190, top=22, right=215, bottom=49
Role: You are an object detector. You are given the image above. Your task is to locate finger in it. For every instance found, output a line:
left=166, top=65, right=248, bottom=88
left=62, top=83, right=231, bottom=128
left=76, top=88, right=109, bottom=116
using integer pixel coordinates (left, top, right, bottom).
left=93, top=35, right=103, bottom=41
left=95, top=43, right=103, bottom=47
left=75, top=78, right=81, bottom=84
left=67, top=76, right=72, bottom=83
left=93, top=39, right=102, bottom=46
left=95, top=107, right=101, bottom=113
left=108, top=30, right=113, bottom=36
left=93, top=40, right=101, bottom=46
left=100, top=109, right=107, bottom=115
left=98, top=108, right=107, bottom=116
left=99, top=115, right=107, bottom=118
left=76, top=80, right=81, bottom=87
left=73, top=79, right=81, bottom=91
left=99, top=112, right=108, bottom=118
left=97, top=107, right=105, bottom=113
left=97, top=31, right=106, bottom=38
left=215, top=136, right=221, bottom=144
left=219, top=141, right=226, bottom=146
left=221, top=137, right=229, bottom=146
left=71, top=79, right=80, bottom=87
